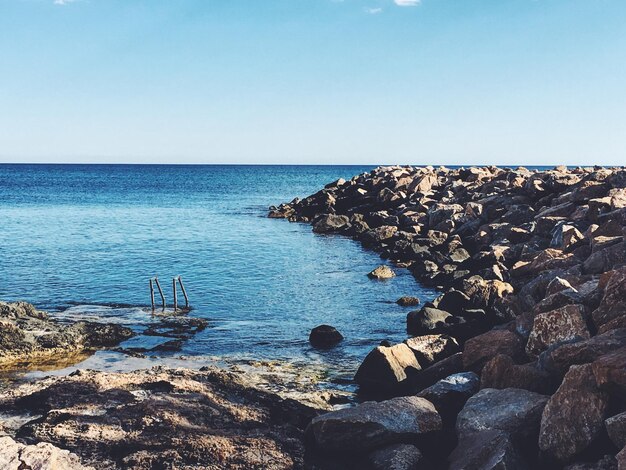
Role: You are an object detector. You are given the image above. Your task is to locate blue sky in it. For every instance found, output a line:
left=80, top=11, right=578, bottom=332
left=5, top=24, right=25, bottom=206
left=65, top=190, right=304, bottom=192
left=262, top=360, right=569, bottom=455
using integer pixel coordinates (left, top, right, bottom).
left=0, top=0, right=625, bottom=165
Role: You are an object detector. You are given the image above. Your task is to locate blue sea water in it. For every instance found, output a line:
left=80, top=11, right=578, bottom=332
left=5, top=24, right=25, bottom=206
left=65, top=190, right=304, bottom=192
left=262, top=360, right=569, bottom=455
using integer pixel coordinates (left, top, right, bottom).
left=0, top=164, right=438, bottom=383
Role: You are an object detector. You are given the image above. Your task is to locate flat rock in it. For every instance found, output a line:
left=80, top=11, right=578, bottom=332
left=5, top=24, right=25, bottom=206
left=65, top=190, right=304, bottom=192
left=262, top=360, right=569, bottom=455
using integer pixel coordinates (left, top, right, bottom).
left=307, top=396, right=442, bottom=454
left=404, top=334, right=460, bottom=366
left=539, top=364, right=610, bottom=462
left=456, top=388, right=548, bottom=440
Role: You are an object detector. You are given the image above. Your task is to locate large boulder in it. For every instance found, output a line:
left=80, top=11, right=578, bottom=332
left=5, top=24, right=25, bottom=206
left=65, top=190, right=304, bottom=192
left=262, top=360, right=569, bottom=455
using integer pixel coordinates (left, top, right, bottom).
left=539, top=364, right=610, bottom=463
left=456, top=388, right=549, bottom=441
left=306, top=396, right=442, bottom=454
left=605, top=411, right=626, bottom=450
left=526, top=304, right=590, bottom=357
left=404, top=334, right=459, bottom=366
left=462, top=329, right=525, bottom=372
left=0, top=436, right=91, bottom=470
left=592, top=268, right=626, bottom=332
left=481, top=354, right=553, bottom=394
left=448, top=429, right=529, bottom=470
left=312, top=214, right=350, bottom=233
left=406, top=307, right=452, bottom=336
left=417, top=372, right=479, bottom=424
left=355, top=344, right=421, bottom=393
left=538, top=328, right=626, bottom=377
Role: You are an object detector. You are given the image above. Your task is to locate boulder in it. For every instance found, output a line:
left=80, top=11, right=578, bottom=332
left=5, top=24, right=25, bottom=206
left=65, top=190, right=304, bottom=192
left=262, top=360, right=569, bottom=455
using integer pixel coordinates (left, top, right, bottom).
left=409, top=352, right=465, bottom=392
left=539, top=328, right=626, bottom=377
left=592, top=346, right=626, bottom=394
left=404, top=334, right=460, bottom=366
left=368, top=265, right=396, bottom=279
left=563, top=455, right=618, bottom=470
left=436, top=289, right=472, bottom=314
left=592, top=268, right=626, bottom=331
left=457, top=388, right=548, bottom=440
left=417, top=372, right=479, bottom=424
left=306, top=396, right=442, bottom=454
left=309, top=325, right=343, bottom=348
left=363, top=226, right=398, bottom=245
left=526, top=304, right=590, bottom=357
left=312, top=214, right=350, bottom=233
left=480, top=354, right=554, bottom=394
left=406, top=307, right=452, bottom=336
left=605, top=411, right=626, bottom=450
left=583, top=242, right=626, bottom=274
left=448, top=429, right=529, bottom=470
left=396, top=296, right=421, bottom=307
left=366, top=443, right=424, bottom=470
left=355, top=344, right=421, bottom=392
left=539, top=364, right=610, bottom=462
left=462, top=329, right=525, bottom=372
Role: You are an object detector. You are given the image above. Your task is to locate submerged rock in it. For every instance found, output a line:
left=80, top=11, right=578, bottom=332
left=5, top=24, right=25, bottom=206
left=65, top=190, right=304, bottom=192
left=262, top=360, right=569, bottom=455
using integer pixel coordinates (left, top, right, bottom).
left=396, top=296, right=421, bottom=307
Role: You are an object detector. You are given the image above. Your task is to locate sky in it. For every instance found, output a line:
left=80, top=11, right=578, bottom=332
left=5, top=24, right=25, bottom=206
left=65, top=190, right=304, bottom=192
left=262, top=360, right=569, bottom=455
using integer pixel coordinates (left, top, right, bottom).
left=0, top=0, right=625, bottom=166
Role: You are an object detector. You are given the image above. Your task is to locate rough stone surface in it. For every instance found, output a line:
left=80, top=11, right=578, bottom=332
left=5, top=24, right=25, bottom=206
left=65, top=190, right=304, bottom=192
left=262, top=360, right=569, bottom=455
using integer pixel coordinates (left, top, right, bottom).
left=539, top=364, right=610, bottom=462
left=456, top=388, right=548, bottom=440
left=307, top=396, right=442, bottom=453
left=404, top=334, right=460, bottom=366
left=526, top=304, right=590, bottom=357
left=366, top=443, right=424, bottom=470
left=354, top=344, right=421, bottom=392
left=0, top=436, right=92, bottom=470
left=592, top=346, right=626, bottom=394
left=462, top=329, right=525, bottom=372
left=368, top=265, right=396, bottom=279
left=605, top=411, right=626, bottom=450
left=448, top=429, right=528, bottom=470
left=481, top=354, right=553, bottom=394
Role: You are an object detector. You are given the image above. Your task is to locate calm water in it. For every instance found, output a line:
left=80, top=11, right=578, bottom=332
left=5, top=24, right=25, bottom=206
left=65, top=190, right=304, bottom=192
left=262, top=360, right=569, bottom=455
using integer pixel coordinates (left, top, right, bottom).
left=0, top=164, right=436, bottom=384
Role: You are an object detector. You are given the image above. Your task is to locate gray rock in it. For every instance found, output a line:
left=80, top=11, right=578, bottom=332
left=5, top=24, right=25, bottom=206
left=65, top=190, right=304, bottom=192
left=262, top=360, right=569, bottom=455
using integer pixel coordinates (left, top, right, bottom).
left=417, top=372, right=479, bottom=423
left=457, top=388, right=548, bottom=440
left=367, top=443, right=424, bottom=470
left=355, top=344, right=421, bottom=392
left=307, top=396, right=442, bottom=453
left=605, top=411, right=626, bottom=450
left=404, top=334, right=459, bottom=366
left=448, top=429, right=529, bottom=470
left=312, top=214, right=350, bottom=233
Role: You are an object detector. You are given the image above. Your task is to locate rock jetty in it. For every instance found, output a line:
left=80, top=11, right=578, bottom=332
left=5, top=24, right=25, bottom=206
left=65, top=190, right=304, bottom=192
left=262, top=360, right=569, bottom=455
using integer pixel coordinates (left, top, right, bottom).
left=271, top=165, right=626, bottom=469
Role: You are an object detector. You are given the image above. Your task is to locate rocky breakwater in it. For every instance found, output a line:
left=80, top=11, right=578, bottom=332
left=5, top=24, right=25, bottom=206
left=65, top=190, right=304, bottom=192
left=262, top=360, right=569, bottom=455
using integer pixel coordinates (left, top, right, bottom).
left=271, top=165, right=626, bottom=469
left=0, top=301, right=133, bottom=368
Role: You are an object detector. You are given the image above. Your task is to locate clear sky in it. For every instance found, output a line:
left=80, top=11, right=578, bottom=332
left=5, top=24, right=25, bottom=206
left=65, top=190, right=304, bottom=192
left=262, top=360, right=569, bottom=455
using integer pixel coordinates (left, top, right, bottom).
left=1, top=0, right=625, bottom=165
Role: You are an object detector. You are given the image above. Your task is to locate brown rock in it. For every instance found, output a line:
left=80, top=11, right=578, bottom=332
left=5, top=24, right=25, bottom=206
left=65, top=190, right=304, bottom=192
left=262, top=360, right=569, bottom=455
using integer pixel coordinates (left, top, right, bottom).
left=463, top=329, right=525, bottom=372
left=481, top=354, right=553, bottom=394
left=404, top=334, right=460, bottom=366
left=592, top=268, right=626, bottom=331
left=526, top=304, right=590, bottom=357
left=539, top=364, right=610, bottom=462
left=605, top=411, right=626, bottom=450
left=366, top=443, right=424, bottom=470
left=396, top=296, right=420, bottom=307
left=592, top=346, right=626, bottom=394
left=368, top=265, right=396, bottom=279
left=355, top=344, right=421, bottom=392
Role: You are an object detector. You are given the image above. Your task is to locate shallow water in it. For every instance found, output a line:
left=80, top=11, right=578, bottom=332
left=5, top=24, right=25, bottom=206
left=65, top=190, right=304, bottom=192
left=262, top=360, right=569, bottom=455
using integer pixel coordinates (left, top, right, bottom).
left=0, top=164, right=437, bottom=385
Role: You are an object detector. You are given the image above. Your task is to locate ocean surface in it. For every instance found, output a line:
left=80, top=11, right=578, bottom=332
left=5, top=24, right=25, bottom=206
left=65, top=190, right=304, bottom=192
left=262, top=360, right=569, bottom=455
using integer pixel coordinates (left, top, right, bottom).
left=0, top=164, right=438, bottom=386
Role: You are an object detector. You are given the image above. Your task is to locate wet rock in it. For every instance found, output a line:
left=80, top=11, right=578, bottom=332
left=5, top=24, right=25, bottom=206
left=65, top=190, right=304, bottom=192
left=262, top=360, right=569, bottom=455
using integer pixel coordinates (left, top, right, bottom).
left=404, top=334, right=460, bottom=366
left=457, top=388, right=548, bottom=440
left=307, top=396, right=442, bottom=454
left=355, top=344, right=421, bottom=393
left=526, top=304, right=590, bottom=357
left=481, top=354, right=554, bottom=394
left=309, top=325, right=344, bottom=348
left=396, top=296, right=421, bottom=307
left=539, top=364, right=610, bottom=463
left=368, top=265, right=396, bottom=279
left=366, top=443, right=424, bottom=470
left=312, top=214, right=350, bottom=233
left=462, top=329, right=525, bottom=372
left=448, top=429, right=528, bottom=470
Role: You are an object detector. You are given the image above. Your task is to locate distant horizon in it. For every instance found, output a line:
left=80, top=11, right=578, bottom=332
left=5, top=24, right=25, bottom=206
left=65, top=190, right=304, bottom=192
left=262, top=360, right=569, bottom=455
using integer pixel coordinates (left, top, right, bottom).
left=2, top=0, right=626, bottom=166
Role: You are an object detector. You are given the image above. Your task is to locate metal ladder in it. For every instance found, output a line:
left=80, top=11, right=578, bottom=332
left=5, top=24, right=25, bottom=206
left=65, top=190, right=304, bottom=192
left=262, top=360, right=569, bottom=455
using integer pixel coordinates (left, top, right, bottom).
left=149, top=276, right=189, bottom=311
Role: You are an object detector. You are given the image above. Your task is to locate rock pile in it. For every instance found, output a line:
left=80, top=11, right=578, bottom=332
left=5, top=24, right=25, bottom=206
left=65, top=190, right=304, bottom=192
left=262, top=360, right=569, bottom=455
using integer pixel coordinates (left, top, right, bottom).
left=271, top=165, right=626, bottom=469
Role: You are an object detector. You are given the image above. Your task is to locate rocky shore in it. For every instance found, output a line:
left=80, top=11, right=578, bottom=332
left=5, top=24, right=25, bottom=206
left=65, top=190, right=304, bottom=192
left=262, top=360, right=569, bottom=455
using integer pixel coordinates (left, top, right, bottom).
left=271, top=165, right=626, bottom=469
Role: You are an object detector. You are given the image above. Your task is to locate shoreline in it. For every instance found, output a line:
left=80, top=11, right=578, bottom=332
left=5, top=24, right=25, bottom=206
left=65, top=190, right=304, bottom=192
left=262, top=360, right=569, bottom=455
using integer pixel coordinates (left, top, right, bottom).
left=1, top=164, right=625, bottom=469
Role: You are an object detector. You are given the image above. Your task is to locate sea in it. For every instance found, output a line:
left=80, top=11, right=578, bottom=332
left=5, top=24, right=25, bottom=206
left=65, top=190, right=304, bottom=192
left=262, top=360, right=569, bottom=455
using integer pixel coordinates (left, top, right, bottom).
left=0, top=164, right=439, bottom=387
